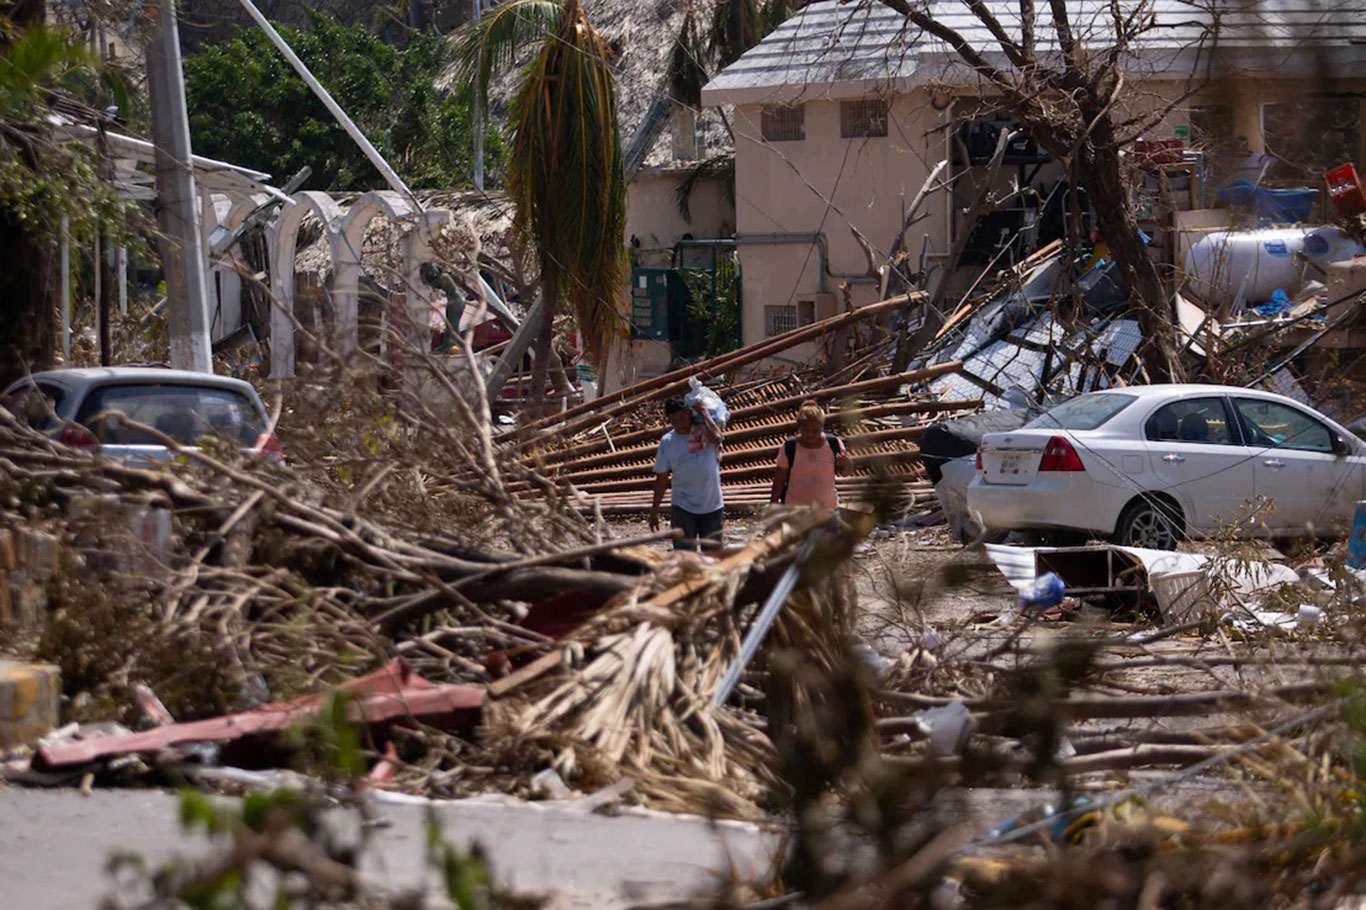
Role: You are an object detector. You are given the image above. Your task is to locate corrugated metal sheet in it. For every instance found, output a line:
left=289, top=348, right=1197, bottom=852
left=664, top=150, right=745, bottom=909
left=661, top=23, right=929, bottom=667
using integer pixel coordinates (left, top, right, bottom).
left=703, top=0, right=1366, bottom=103
left=930, top=371, right=987, bottom=403
left=1261, top=366, right=1312, bottom=404
left=36, top=661, right=484, bottom=768
left=968, top=339, right=1048, bottom=392
left=1098, top=320, right=1144, bottom=367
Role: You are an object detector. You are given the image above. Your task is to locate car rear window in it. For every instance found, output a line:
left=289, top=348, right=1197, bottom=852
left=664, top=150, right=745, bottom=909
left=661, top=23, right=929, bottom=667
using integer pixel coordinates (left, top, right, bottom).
left=1025, top=393, right=1136, bottom=431
left=76, top=384, right=264, bottom=446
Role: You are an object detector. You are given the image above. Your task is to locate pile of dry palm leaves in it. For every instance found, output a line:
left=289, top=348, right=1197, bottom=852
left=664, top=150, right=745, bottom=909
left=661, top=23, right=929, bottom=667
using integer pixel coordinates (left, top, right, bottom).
left=464, top=514, right=862, bottom=817
left=0, top=343, right=869, bottom=818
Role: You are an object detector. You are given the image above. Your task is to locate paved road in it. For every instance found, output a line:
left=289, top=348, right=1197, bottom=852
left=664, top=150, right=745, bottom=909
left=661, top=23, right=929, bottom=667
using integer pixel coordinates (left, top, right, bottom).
left=0, top=787, right=781, bottom=908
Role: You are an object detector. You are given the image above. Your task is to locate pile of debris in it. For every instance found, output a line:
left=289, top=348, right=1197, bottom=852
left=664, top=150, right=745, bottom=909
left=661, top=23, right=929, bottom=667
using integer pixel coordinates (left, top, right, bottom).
left=0, top=370, right=856, bottom=818
left=5, top=345, right=1366, bottom=904
left=497, top=294, right=979, bottom=515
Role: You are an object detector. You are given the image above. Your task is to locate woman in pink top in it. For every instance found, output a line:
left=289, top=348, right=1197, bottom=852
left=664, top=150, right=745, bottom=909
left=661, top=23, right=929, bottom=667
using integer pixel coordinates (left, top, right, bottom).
left=769, top=400, right=853, bottom=510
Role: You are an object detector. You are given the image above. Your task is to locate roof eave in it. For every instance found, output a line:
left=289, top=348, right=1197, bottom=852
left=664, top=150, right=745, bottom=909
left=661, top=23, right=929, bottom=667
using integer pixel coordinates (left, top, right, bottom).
left=701, top=75, right=921, bottom=107
left=703, top=42, right=1366, bottom=107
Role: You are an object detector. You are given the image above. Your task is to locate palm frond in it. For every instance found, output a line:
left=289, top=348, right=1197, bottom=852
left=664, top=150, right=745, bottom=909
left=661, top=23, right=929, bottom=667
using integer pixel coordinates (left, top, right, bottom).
left=761, top=0, right=797, bottom=35
left=0, top=28, right=96, bottom=118
left=668, top=10, right=708, bottom=109
left=449, top=0, right=561, bottom=117
left=673, top=154, right=735, bottom=223
left=706, top=0, right=796, bottom=69
left=506, top=0, right=627, bottom=359
left=706, top=0, right=757, bottom=69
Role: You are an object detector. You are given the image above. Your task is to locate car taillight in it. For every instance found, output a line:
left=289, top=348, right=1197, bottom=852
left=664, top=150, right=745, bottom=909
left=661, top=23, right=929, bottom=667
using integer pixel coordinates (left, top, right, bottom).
left=59, top=424, right=97, bottom=449
left=975, top=445, right=983, bottom=471
left=254, top=432, right=285, bottom=465
left=1039, top=435, right=1085, bottom=472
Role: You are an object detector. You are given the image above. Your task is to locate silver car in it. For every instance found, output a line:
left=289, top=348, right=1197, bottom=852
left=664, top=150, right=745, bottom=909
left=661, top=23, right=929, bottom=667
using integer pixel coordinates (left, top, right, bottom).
left=1, top=367, right=280, bottom=463
left=967, top=384, right=1365, bottom=549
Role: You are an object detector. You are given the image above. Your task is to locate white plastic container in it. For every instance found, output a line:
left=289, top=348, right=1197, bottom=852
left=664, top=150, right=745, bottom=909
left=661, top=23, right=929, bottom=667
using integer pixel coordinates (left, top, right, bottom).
left=1150, top=569, right=1216, bottom=624
left=1183, top=226, right=1365, bottom=310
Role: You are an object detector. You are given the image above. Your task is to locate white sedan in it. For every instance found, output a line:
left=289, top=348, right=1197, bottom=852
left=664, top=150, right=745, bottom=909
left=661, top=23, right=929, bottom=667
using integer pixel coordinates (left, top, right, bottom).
left=966, top=384, right=1366, bottom=549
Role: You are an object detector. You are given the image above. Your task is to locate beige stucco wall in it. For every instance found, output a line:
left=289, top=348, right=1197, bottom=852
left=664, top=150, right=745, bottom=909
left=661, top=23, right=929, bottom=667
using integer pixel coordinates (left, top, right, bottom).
left=599, top=170, right=737, bottom=395
left=1114, top=77, right=1366, bottom=157
left=626, top=168, right=734, bottom=269
left=1227, top=80, right=1366, bottom=158
left=729, top=76, right=1366, bottom=368
left=732, top=90, right=949, bottom=362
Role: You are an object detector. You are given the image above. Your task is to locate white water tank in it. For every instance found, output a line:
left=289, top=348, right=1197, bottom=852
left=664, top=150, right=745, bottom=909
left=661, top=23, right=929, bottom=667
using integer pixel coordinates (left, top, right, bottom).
left=1183, top=226, right=1365, bottom=310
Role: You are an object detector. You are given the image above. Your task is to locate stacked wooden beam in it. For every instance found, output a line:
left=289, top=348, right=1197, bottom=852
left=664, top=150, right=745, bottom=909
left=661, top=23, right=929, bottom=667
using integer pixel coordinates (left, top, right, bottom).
left=498, top=293, right=981, bottom=513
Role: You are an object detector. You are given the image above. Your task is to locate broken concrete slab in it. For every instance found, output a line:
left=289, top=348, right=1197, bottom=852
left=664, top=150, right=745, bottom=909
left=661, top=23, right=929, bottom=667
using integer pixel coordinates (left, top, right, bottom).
left=0, top=659, right=60, bottom=750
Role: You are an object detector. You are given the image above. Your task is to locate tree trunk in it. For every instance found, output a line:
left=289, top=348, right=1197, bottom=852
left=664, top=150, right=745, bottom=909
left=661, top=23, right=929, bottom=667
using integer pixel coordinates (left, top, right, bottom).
left=485, top=293, right=544, bottom=402
left=0, top=207, right=56, bottom=387
left=0, top=4, right=56, bottom=386
left=526, top=285, right=557, bottom=416
left=1080, top=120, right=1183, bottom=382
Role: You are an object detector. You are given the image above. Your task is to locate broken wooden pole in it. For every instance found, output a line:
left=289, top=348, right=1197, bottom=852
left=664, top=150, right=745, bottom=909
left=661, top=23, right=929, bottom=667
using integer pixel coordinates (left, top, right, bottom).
left=512, top=293, right=926, bottom=442
left=522, top=360, right=962, bottom=469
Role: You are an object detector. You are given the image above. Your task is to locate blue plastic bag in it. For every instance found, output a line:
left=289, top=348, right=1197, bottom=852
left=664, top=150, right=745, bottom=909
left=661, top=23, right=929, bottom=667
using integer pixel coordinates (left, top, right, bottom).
left=1251, top=288, right=1292, bottom=317
left=1020, top=572, right=1066, bottom=609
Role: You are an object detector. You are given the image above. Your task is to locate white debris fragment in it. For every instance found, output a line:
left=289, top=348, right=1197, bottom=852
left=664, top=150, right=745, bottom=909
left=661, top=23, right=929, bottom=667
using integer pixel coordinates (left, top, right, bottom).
left=916, top=701, right=975, bottom=757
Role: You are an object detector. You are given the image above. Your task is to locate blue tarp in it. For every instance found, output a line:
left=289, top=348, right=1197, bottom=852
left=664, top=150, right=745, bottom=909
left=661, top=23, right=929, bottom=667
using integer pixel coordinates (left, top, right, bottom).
left=1216, top=179, right=1317, bottom=222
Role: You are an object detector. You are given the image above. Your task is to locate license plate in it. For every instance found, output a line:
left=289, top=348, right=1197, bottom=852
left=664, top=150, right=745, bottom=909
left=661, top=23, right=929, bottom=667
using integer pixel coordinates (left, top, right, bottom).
left=999, top=453, right=1021, bottom=475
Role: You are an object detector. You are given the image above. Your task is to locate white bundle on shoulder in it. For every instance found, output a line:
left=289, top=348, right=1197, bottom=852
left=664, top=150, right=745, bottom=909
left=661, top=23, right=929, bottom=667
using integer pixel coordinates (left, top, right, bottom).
left=683, top=378, right=729, bottom=427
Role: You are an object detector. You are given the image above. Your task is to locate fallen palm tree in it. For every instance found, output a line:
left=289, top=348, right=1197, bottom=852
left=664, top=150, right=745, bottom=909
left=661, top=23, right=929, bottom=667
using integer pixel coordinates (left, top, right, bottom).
left=396, top=512, right=867, bottom=817
left=0, top=346, right=876, bottom=818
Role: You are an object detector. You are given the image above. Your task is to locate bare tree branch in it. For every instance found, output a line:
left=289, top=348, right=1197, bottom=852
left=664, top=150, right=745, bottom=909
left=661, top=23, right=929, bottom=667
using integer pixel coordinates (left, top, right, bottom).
left=1047, top=0, right=1079, bottom=66
left=879, top=0, right=1012, bottom=89
left=1019, top=0, right=1036, bottom=57
left=963, top=0, right=1032, bottom=69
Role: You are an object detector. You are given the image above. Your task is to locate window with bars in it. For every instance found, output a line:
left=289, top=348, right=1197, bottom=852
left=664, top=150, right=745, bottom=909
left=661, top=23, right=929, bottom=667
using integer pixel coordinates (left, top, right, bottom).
left=841, top=98, right=889, bottom=138
left=761, top=104, right=805, bottom=142
left=764, top=304, right=798, bottom=336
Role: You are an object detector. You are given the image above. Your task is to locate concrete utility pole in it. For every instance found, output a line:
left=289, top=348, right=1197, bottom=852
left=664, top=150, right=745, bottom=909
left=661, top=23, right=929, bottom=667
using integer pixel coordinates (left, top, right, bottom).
left=59, top=215, right=70, bottom=362
left=146, top=0, right=213, bottom=373
left=472, top=0, right=484, bottom=191
left=117, top=247, right=129, bottom=316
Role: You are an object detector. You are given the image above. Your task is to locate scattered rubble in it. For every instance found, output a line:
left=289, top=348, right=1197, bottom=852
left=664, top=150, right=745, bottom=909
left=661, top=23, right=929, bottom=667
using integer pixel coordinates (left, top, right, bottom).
left=9, top=174, right=1366, bottom=908
left=505, top=294, right=972, bottom=516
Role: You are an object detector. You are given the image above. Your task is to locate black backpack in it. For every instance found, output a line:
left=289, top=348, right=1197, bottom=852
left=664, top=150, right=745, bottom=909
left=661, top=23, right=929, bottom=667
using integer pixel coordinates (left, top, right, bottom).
left=780, top=434, right=841, bottom=503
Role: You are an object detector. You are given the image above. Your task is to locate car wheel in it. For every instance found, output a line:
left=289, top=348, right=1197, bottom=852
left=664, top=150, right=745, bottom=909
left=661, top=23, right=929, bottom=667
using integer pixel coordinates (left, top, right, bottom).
left=957, top=524, right=1009, bottom=545
left=1116, top=498, right=1182, bottom=550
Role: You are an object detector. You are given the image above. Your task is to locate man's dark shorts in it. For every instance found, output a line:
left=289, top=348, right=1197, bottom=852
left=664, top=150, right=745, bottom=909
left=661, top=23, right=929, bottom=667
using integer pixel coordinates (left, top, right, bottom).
left=671, top=506, right=724, bottom=551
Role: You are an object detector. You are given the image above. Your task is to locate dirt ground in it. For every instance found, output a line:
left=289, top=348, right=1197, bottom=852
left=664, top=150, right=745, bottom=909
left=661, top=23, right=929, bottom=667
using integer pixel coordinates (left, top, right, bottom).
left=606, top=511, right=1321, bottom=826
left=607, top=511, right=1018, bottom=651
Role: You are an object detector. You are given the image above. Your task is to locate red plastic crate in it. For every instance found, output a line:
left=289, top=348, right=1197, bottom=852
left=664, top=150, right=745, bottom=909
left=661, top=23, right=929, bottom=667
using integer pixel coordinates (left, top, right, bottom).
left=1135, top=138, right=1185, bottom=168
left=1326, top=162, right=1366, bottom=215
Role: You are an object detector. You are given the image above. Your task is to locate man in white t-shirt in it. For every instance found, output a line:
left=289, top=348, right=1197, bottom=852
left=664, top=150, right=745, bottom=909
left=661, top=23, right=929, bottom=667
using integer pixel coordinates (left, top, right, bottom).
left=649, top=397, right=724, bottom=550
